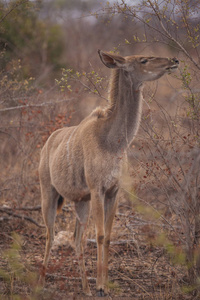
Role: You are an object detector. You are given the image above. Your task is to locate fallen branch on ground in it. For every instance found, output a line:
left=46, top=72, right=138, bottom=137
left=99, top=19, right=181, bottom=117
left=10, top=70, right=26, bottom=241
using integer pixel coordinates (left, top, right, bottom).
left=15, top=205, right=41, bottom=211
left=87, top=238, right=139, bottom=245
left=0, top=208, right=45, bottom=228
left=0, top=216, right=12, bottom=221
left=0, top=205, right=72, bottom=212
left=46, top=273, right=96, bottom=282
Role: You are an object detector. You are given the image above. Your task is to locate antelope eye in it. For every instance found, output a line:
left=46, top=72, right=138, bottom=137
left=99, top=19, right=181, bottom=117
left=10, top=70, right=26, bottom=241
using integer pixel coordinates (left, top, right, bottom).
left=141, top=58, right=148, bottom=64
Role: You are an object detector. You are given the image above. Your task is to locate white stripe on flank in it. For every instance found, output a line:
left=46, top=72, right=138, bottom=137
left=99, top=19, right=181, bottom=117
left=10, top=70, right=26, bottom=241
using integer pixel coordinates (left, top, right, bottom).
left=66, top=127, right=77, bottom=161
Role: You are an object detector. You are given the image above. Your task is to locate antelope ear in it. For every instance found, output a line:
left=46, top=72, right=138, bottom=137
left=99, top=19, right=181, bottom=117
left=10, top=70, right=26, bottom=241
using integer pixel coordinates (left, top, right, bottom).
left=98, top=50, right=126, bottom=68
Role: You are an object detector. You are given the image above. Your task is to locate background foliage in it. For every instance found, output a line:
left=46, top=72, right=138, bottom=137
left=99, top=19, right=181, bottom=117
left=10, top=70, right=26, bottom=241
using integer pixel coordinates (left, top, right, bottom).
left=0, top=0, right=200, bottom=298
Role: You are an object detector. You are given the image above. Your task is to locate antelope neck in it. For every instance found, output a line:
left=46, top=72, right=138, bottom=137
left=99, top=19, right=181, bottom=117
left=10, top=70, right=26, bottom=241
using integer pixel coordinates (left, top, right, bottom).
left=101, top=69, right=143, bottom=153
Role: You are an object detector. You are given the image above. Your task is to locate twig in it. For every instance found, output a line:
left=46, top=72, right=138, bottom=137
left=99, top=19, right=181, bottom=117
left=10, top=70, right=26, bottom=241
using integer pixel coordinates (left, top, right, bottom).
left=0, top=216, right=12, bottom=221
left=0, top=0, right=29, bottom=23
left=0, top=98, right=74, bottom=113
left=117, top=213, right=182, bottom=229
left=150, top=250, right=165, bottom=294
left=87, top=238, right=139, bottom=246
left=15, top=205, right=42, bottom=211
left=0, top=204, right=72, bottom=212
left=46, top=273, right=96, bottom=282
left=147, top=0, right=200, bottom=70
left=0, top=205, right=41, bottom=211
left=0, top=208, right=45, bottom=228
left=121, top=187, right=185, bottom=244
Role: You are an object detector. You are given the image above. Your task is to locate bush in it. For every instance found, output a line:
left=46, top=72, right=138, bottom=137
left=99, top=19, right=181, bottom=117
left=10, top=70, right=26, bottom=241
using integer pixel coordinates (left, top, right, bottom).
left=0, top=0, right=65, bottom=81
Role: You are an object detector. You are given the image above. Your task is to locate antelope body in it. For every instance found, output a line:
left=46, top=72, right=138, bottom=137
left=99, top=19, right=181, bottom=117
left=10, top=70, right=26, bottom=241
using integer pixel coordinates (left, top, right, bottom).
left=39, top=50, right=178, bottom=296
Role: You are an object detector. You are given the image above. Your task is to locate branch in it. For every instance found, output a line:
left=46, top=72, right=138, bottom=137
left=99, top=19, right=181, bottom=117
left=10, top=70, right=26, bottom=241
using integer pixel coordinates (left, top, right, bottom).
left=0, top=98, right=74, bottom=113
left=87, top=238, right=139, bottom=245
left=15, top=205, right=41, bottom=211
left=46, top=273, right=96, bottom=282
left=117, top=213, right=182, bottom=229
left=0, top=0, right=29, bottom=23
left=147, top=0, right=200, bottom=70
left=0, top=205, right=72, bottom=212
left=0, top=216, right=12, bottom=221
left=116, top=0, right=200, bottom=70
left=0, top=208, right=45, bottom=228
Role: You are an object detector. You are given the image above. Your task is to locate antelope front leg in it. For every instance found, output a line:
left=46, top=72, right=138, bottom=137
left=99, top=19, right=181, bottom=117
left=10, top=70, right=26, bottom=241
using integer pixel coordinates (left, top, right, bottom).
left=91, top=190, right=105, bottom=297
left=103, top=186, right=118, bottom=292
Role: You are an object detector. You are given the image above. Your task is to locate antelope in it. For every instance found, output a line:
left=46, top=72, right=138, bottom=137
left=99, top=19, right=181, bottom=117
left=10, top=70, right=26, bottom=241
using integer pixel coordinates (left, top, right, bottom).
left=39, top=50, right=179, bottom=296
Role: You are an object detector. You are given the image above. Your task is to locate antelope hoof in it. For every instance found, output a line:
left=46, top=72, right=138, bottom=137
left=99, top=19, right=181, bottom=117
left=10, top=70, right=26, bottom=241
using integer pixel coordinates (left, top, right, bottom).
left=38, top=265, right=46, bottom=286
left=97, top=288, right=105, bottom=297
left=85, top=289, right=92, bottom=297
left=38, top=275, right=45, bottom=287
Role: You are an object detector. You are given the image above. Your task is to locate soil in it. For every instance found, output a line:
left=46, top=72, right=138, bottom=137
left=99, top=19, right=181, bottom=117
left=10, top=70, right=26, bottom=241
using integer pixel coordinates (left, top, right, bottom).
left=0, top=199, right=195, bottom=300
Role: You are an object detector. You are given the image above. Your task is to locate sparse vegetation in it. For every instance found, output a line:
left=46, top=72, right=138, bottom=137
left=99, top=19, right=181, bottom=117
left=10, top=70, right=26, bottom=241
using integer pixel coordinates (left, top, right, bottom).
left=0, top=0, right=200, bottom=299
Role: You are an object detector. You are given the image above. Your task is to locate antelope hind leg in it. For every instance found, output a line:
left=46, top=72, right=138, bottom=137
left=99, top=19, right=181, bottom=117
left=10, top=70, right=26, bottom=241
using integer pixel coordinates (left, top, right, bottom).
left=74, top=200, right=92, bottom=296
left=38, top=185, right=58, bottom=285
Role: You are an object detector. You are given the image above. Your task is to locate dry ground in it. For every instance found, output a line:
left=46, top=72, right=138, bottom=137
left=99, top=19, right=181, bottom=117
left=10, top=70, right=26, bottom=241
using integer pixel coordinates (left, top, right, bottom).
left=0, top=195, right=194, bottom=300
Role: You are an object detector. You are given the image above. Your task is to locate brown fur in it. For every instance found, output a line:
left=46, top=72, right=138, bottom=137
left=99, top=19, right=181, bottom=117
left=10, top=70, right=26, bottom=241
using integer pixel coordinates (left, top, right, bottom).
left=90, top=69, right=120, bottom=119
left=38, top=51, right=179, bottom=296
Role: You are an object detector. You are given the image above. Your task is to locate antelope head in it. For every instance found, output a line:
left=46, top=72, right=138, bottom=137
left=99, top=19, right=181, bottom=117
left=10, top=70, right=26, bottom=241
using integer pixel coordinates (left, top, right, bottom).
left=98, top=50, right=179, bottom=83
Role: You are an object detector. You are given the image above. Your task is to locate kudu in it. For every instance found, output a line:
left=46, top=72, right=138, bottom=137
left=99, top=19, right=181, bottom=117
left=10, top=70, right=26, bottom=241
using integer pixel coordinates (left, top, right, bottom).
left=39, top=50, right=179, bottom=296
